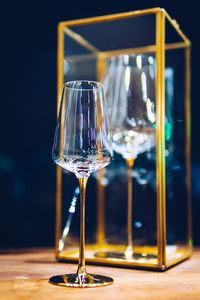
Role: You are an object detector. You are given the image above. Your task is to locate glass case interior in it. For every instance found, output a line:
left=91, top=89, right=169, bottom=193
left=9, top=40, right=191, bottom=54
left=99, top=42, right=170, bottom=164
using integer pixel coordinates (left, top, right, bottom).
left=57, top=10, right=191, bottom=269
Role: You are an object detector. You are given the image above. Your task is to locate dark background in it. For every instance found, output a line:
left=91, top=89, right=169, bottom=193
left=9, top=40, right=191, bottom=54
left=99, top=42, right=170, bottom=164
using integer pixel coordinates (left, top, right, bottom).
left=0, top=0, right=200, bottom=248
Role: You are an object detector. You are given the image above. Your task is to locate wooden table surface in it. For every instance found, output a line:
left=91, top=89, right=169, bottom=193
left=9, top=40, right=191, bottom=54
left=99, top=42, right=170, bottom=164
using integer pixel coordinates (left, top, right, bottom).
left=0, top=248, right=200, bottom=300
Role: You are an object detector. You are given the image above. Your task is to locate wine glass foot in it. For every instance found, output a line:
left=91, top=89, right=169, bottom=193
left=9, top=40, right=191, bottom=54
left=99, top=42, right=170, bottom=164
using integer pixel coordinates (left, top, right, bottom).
left=49, top=273, right=114, bottom=288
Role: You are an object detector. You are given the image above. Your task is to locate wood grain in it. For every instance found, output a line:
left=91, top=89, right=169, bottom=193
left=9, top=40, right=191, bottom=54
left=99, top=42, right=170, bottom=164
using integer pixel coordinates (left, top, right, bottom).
left=0, top=248, right=200, bottom=300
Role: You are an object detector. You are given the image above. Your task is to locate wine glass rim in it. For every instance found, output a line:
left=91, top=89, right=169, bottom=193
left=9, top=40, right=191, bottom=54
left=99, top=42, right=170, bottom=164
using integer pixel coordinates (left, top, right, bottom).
left=65, top=80, right=103, bottom=91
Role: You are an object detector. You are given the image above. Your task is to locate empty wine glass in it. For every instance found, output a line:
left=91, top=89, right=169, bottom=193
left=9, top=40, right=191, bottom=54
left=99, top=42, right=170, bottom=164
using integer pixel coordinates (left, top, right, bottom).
left=50, top=80, right=113, bottom=287
left=104, top=54, right=156, bottom=259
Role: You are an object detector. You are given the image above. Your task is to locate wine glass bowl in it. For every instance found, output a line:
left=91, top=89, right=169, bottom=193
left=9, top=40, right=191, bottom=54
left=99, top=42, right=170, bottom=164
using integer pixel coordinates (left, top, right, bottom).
left=52, top=80, right=113, bottom=179
left=105, top=54, right=156, bottom=161
left=50, top=80, right=113, bottom=287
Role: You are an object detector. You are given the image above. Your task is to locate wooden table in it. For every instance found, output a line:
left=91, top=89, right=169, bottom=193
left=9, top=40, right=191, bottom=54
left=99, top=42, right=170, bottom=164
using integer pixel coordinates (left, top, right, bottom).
left=0, top=248, right=200, bottom=300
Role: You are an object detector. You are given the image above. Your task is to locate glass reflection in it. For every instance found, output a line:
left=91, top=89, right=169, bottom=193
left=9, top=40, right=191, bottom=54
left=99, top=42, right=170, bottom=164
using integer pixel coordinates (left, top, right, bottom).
left=101, top=54, right=156, bottom=259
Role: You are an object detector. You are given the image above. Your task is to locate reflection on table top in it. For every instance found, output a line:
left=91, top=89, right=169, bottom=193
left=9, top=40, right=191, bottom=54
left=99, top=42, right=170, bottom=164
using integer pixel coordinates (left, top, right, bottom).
left=0, top=247, right=199, bottom=300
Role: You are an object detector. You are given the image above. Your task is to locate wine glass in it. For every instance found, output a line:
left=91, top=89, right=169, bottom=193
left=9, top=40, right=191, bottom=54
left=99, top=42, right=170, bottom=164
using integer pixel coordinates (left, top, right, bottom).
left=104, top=54, right=156, bottom=259
left=50, top=80, right=113, bottom=287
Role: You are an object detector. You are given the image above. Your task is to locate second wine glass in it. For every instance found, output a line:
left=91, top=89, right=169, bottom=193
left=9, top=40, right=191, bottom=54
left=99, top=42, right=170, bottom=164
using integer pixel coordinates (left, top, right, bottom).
left=105, top=54, right=156, bottom=259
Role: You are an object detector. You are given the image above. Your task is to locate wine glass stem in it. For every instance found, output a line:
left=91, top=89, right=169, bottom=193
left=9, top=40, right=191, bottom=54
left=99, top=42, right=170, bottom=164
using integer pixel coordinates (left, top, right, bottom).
left=126, top=159, right=134, bottom=250
left=77, top=177, right=88, bottom=275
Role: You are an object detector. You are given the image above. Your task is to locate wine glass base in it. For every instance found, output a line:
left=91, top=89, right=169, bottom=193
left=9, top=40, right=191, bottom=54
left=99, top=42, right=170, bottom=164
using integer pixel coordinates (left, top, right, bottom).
left=49, top=273, right=114, bottom=288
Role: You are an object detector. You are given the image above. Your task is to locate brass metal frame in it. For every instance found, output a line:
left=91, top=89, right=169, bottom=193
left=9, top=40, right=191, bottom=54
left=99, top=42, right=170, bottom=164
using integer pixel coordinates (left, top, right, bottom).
left=55, top=22, right=64, bottom=257
left=185, top=46, right=192, bottom=250
left=55, top=7, right=192, bottom=270
left=156, top=9, right=166, bottom=270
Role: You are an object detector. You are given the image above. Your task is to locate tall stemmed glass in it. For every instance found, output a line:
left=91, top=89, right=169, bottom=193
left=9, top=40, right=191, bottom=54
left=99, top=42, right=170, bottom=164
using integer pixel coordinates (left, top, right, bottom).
left=50, top=80, right=113, bottom=287
left=105, top=54, right=156, bottom=259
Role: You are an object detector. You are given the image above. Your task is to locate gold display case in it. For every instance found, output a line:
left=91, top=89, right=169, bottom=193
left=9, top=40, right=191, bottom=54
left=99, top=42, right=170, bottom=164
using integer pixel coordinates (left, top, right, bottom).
left=55, top=8, right=192, bottom=270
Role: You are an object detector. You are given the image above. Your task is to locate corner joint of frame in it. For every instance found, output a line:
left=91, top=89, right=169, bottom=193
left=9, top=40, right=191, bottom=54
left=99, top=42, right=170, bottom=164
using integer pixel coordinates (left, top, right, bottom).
left=58, top=22, right=65, bottom=32
left=160, top=8, right=166, bottom=14
left=156, top=8, right=166, bottom=19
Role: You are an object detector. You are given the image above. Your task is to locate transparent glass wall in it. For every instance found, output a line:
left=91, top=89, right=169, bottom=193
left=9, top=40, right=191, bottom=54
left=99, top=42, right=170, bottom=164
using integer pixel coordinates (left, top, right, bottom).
left=59, top=14, right=158, bottom=266
left=165, top=17, right=190, bottom=264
